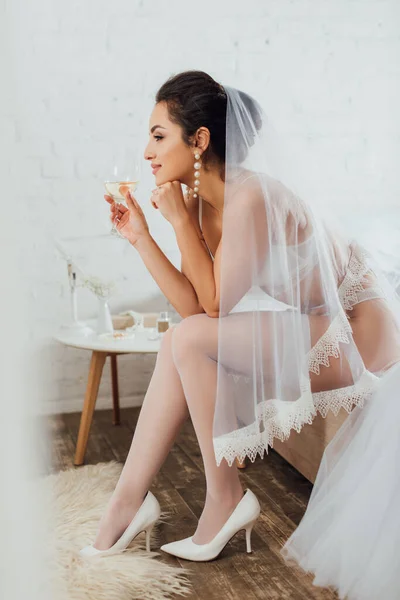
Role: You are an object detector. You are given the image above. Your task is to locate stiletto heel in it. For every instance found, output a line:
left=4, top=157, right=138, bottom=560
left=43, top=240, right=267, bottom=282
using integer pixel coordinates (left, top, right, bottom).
left=245, top=520, right=256, bottom=553
left=145, top=522, right=156, bottom=552
left=161, top=488, right=261, bottom=562
left=79, top=490, right=161, bottom=558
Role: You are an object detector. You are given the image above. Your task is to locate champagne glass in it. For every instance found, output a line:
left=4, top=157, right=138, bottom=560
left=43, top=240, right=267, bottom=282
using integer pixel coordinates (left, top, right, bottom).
left=104, top=150, right=142, bottom=238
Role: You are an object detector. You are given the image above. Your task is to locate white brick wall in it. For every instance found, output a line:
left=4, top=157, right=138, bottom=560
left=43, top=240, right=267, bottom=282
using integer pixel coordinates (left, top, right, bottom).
left=4, top=0, right=399, bottom=416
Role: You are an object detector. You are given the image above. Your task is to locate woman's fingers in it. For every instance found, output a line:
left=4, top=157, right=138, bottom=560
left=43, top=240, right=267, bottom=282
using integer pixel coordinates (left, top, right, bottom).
left=150, top=188, right=159, bottom=210
left=119, top=185, right=136, bottom=207
left=104, top=195, right=128, bottom=216
left=118, top=186, right=142, bottom=214
left=111, top=207, right=127, bottom=224
left=125, top=192, right=136, bottom=211
left=126, top=191, right=144, bottom=215
left=116, top=202, right=128, bottom=214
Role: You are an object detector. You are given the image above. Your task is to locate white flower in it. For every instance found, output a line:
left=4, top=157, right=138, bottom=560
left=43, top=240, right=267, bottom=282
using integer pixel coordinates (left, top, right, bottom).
left=79, top=275, right=117, bottom=298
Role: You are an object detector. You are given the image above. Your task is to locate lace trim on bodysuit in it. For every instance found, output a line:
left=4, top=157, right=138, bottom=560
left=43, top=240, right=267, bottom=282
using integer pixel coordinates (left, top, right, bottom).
left=307, top=243, right=385, bottom=375
left=312, top=370, right=379, bottom=418
left=338, top=245, right=384, bottom=310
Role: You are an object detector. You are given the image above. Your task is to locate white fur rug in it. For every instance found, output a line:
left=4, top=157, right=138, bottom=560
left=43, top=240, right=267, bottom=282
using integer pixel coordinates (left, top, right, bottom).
left=39, top=460, right=192, bottom=600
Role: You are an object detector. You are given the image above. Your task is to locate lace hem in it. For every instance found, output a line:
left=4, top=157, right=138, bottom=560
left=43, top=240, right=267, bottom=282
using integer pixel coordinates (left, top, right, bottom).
left=214, top=387, right=317, bottom=467
left=214, top=370, right=380, bottom=467
left=307, top=313, right=352, bottom=375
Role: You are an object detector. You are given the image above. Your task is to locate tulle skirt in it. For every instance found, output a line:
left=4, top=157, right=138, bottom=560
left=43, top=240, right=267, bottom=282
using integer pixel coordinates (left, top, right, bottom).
left=280, top=362, right=400, bottom=600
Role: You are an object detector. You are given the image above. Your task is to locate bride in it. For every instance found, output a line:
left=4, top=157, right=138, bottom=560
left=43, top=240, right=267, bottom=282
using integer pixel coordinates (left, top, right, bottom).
left=79, top=70, right=400, bottom=598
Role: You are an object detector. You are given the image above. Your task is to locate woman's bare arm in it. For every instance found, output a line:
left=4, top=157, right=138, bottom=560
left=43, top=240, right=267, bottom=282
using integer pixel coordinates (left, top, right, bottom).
left=175, top=182, right=269, bottom=319
left=173, top=213, right=219, bottom=317
left=134, top=234, right=205, bottom=318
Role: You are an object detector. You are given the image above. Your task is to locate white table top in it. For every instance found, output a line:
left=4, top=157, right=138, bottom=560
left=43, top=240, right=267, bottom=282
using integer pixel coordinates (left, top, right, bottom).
left=53, top=319, right=169, bottom=353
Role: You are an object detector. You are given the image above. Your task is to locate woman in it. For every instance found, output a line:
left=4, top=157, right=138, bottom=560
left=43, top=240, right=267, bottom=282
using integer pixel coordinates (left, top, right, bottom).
left=80, top=71, right=400, bottom=597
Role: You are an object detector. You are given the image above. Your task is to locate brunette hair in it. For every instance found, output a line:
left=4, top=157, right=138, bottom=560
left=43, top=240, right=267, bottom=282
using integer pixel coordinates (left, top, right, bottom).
left=155, top=70, right=227, bottom=178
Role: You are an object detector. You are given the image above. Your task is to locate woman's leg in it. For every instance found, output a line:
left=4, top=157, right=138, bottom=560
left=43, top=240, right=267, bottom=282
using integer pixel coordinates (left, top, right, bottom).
left=171, top=314, right=244, bottom=545
left=168, top=310, right=361, bottom=546
left=93, top=325, right=190, bottom=550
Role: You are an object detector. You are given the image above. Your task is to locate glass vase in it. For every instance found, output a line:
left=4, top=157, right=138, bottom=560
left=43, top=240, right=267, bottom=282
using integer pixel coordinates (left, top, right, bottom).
left=96, top=295, right=114, bottom=335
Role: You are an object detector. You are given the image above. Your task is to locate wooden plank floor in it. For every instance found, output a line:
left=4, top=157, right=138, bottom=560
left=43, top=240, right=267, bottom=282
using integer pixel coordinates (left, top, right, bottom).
left=46, top=407, right=338, bottom=600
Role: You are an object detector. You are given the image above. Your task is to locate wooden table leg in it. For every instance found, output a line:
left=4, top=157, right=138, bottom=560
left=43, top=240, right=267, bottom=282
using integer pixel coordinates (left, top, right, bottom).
left=110, top=353, right=120, bottom=426
left=74, top=350, right=107, bottom=466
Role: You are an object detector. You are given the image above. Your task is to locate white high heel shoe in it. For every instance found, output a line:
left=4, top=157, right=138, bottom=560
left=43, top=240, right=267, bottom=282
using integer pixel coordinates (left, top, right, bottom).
left=160, top=488, right=261, bottom=562
left=79, top=490, right=161, bottom=558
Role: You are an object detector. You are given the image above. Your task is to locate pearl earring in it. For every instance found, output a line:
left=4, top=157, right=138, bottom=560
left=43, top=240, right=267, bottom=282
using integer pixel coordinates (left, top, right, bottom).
left=193, top=152, right=201, bottom=199
left=185, top=152, right=202, bottom=201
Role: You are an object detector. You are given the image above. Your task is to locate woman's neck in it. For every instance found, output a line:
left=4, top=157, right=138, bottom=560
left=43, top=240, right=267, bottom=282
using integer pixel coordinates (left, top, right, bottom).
left=187, top=169, right=225, bottom=215
left=185, top=166, right=252, bottom=214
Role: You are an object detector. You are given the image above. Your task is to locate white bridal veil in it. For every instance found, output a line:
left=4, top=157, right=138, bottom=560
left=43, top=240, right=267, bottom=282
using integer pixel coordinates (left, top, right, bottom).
left=211, top=85, right=400, bottom=599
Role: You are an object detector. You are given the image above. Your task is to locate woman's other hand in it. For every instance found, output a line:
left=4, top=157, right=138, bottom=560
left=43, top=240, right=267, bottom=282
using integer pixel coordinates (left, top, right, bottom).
left=150, top=181, right=189, bottom=227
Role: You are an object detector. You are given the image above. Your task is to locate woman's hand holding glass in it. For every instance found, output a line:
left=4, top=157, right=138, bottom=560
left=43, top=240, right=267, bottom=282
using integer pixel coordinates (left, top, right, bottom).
left=105, top=186, right=150, bottom=247
left=104, top=150, right=142, bottom=237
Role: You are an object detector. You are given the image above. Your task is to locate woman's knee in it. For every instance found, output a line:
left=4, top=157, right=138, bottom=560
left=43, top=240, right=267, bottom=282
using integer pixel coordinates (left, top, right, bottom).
left=171, top=314, right=208, bottom=366
left=156, top=323, right=176, bottom=359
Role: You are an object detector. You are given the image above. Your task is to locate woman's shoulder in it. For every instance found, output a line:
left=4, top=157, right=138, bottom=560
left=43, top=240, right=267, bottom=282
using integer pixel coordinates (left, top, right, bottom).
left=227, top=170, right=268, bottom=208
left=229, top=169, right=278, bottom=200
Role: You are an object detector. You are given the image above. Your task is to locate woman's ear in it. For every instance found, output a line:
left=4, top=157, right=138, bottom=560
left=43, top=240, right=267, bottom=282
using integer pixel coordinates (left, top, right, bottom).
left=194, top=126, right=210, bottom=154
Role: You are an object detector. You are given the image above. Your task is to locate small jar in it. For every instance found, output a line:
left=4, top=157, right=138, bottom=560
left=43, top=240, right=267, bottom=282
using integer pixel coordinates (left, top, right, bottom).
left=157, top=311, right=171, bottom=335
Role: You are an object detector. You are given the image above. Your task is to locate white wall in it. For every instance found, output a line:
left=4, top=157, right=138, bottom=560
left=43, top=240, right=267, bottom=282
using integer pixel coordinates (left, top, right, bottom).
left=6, top=0, right=400, bottom=415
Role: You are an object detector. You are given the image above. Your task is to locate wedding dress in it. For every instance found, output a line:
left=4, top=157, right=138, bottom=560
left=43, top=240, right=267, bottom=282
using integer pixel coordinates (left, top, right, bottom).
left=208, top=85, right=400, bottom=599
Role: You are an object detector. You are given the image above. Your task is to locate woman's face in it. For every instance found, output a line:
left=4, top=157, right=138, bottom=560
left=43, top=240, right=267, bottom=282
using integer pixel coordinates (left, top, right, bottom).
left=144, top=102, right=194, bottom=186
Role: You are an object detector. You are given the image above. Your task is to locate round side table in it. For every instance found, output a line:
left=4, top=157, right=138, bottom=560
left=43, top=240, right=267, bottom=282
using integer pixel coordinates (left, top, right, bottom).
left=53, top=320, right=166, bottom=466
